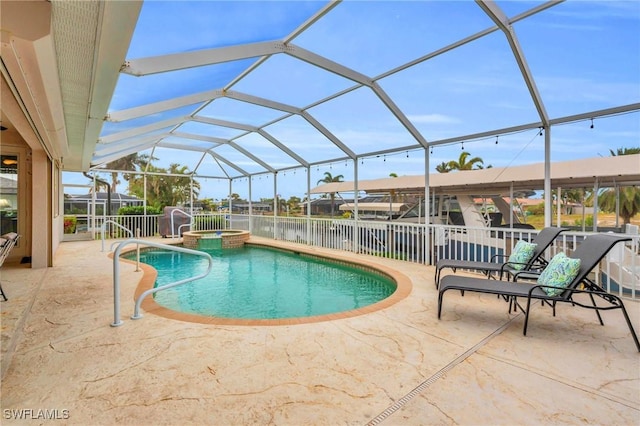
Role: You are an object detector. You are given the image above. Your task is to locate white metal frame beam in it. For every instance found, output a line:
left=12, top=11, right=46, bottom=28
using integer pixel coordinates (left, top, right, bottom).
left=86, top=0, right=640, bottom=188
left=300, top=112, right=356, bottom=159
left=92, top=140, right=161, bottom=164
left=257, top=130, right=310, bottom=167
left=107, top=89, right=224, bottom=122
left=207, top=151, right=250, bottom=177
left=99, top=116, right=187, bottom=143
left=94, top=133, right=168, bottom=157
left=476, top=0, right=549, bottom=126
left=169, top=131, right=226, bottom=146
left=121, top=41, right=286, bottom=76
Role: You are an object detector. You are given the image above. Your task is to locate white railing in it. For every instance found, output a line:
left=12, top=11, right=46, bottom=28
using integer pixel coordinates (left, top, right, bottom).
left=171, top=209, right=192, bottom=238
left=100, top=219, right=134, bottom=252
left=95, top=215, right=161, bottom=239
left=94, top=212, right=639, bottom=299
left=111, top=238, right=213, bottom=326
left=192, top=213, right=230, bottom=231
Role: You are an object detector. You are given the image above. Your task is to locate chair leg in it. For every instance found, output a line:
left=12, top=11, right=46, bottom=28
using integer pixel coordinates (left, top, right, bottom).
left=587, top=293, right=605, bottom=326
left=523, top=296, right=533, bottom=336
left=434, top=266, right=454, bottom=289
left=0, top=283, right=7, bottom=301
left=619, top=302, right=640, bottom=352
left=604, top=294, right=640, bottom=352
left=437, top=290, right=445, bottom=319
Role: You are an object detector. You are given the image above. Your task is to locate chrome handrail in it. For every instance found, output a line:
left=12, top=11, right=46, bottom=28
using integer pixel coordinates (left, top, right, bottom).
left=170, top=209, right=192, bottom=239
left=111, top=238, right=213, bottom=327
left=101, top=219, right=134, bottom=252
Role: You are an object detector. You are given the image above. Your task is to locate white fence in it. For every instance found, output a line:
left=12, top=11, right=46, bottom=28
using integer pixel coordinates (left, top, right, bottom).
left=92, top=212, right=638, bottom=299
left=94, top=215, right=161, bottom=238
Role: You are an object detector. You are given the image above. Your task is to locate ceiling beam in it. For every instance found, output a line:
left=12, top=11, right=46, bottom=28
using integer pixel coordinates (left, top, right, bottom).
left=192, top=115, right=257, bottom=132
left=99, top=116, right=188, bottom=143
left=207, top=151, right=250, bottom=177
left=258, top=129, right=309, bottom=167
left=285, top=44, right=373, bottom=86
left=300, top=112, right=356, bottom=159
left=370, top=82, right=429, bottom=149
left=476, top=0, right=549, bottom=126
left=170, top=131, right=227, bottom=145
left=121, top=41, right=286, bottom=76
left=107, top=89, right=224, bottom=122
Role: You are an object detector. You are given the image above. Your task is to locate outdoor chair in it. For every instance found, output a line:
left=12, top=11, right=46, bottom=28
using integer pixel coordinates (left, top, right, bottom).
left=0, top=233, right=20, bottom=301
left=434, top=226, right=567, bottom=288
left=437, top=233, right=640, bottom=352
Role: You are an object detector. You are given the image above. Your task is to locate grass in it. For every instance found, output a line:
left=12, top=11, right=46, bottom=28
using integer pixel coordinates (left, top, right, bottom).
left=524, top=213, right=640, bottom=230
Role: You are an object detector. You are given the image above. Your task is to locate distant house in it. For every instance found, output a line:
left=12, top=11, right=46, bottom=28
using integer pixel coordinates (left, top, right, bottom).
left=339, top=195, right=415, bottom=220
left=300, top=198, right=353, bottom=216
left=64, top=192, right=144, bottom=215
left=231, top=202, right=272, bottom=214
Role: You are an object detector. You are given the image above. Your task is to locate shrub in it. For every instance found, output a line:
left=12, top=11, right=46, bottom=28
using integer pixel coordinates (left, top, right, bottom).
left=118, top=205, right=162, bottom=215
left=114, top=206, right=162, bottom=237
left=63, top=216, right=77, bottom=234
left=574, top=215, right=594, bottom=227
left=526, top=203, right=545, bottom=216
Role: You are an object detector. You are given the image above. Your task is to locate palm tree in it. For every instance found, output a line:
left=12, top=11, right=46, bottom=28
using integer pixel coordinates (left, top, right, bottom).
left=597, top=147, right=640, bottom=225
left=435, top=162, right=452, bottom=173
left=167, top=163, right=200, bottom=206
left=317, top=172, right=344, bottom=217
left=598, top=187, right=640, bottom=225
left=127, top=163, right=200, bottom=208
left=106, top=153, right=154, bottom=193
left=448, top=151, right=484, bottom=171
left=609, top=147, right=640, bottom=156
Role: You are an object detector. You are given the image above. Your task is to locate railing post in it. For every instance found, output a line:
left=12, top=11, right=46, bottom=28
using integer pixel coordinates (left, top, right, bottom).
left=136, top=229, right=141, bottom=272
left=111, top=241, right=125, bottom=327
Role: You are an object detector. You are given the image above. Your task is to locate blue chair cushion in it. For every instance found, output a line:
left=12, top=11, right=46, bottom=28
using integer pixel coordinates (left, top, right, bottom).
left=507, top=240, right=537, bottom=270
left=537, top=252, right=581, bottom=296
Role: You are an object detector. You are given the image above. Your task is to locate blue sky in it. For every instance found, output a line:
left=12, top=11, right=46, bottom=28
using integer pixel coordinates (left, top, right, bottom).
left=64, top=0, right=640, bottom=201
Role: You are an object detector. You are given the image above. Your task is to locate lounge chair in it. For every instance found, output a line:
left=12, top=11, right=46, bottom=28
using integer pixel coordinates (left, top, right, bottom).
left=437, top=233, right=640, bottom=351
left=0, top=233, right=20, bottom=301
left=434, top=226, right=567, bottom=288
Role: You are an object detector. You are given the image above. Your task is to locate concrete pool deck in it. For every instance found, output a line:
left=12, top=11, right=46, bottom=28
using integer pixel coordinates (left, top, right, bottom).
left=1, top=237, right=638, bottom=425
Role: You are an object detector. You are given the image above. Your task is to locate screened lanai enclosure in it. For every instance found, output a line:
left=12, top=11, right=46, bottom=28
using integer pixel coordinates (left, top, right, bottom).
left=47, top=1, right=639, bottom=294
left=57, top=0, right=638, bottom=203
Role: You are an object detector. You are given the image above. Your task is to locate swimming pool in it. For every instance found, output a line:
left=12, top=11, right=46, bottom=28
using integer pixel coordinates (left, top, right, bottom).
left=128, top=244, right=402, bottom=322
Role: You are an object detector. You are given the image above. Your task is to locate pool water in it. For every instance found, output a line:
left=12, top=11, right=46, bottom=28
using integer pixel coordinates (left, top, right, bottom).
left=132, top=245, right=396, bottom=320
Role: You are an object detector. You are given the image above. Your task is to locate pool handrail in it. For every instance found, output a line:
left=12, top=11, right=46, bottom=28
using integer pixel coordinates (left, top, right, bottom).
left=101, top=219, right=134, bottom=252
left=170, top=208, right=192, bottom=239
left=111, top=238, right=213, bottom=327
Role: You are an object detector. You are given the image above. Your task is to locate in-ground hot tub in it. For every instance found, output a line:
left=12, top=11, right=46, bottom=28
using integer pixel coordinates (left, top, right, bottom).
left=182, top=229, right=250, bottom=250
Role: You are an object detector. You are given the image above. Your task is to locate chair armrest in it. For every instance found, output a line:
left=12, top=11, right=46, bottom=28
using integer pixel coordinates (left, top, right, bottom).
left=513, top=270, right=541, bottom=282
left=490, top=253, right=509, bottom=262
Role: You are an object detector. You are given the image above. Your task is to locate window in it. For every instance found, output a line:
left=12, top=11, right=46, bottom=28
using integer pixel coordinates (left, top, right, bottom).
left=0, top=155, right=19, bottom=234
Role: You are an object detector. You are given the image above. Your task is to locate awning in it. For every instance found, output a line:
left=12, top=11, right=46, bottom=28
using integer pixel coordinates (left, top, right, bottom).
left=311, top=155, right=640, bottom=196
left=339, top=202, right=409, bottom=212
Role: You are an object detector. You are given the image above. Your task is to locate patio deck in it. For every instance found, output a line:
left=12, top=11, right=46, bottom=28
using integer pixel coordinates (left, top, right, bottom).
left=1, top=237, right=638, bottom=425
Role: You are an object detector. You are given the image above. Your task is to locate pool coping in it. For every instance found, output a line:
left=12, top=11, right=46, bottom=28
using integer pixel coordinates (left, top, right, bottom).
left=118, top=238, right=413, bottom=326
